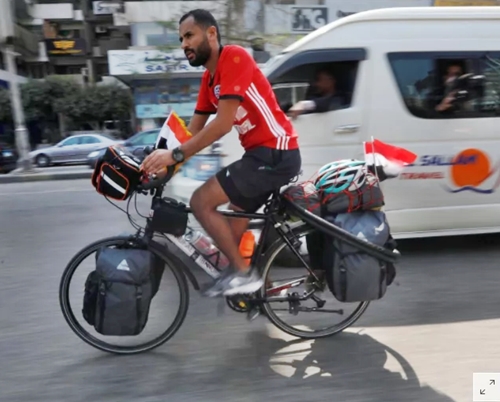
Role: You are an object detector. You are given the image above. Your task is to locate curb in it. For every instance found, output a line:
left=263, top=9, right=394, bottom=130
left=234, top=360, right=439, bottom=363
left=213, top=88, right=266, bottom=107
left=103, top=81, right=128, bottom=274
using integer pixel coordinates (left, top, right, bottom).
left=0, top=171, right=92, bottom=184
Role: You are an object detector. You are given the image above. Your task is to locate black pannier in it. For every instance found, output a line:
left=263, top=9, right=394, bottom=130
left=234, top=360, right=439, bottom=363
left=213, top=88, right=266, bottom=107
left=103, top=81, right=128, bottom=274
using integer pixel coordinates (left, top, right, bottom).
left=307, top=211, right=397, bottom=303
left=82, top=247, right=165, bottom=336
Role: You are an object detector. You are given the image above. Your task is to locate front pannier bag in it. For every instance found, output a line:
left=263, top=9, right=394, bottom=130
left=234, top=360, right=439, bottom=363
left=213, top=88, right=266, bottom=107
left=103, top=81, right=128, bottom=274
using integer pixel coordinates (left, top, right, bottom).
left=82, top=247, right=164, bottom=336
left=91, top=145, right=143, bottom=201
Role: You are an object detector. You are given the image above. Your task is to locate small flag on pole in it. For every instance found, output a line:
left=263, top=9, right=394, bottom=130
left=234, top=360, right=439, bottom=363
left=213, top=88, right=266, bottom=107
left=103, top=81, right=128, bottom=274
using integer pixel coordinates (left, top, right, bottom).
left=154, top=110, right=193, bottom=176
left=364, top=138, right=417, bottom=180
left=155, top=110, right=192, bottom=150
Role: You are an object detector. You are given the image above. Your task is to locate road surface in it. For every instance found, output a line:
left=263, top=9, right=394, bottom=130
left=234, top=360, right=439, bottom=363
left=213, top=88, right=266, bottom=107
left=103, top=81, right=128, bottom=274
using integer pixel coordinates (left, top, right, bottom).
left=0, top=179, right=499, bottom=402
left=9, top=163, right=92, bottom=174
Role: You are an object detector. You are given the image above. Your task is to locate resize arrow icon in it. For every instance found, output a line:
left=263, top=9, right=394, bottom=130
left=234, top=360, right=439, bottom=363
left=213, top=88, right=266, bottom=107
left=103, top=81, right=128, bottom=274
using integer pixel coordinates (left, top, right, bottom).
left=491, top=380, right=496, bottom=386
left=480, top=389, right=486, bottom=395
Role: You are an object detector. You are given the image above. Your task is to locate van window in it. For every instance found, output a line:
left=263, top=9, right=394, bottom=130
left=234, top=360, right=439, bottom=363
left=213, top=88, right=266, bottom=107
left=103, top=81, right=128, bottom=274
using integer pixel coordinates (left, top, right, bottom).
left=270, top=60, right=360, bottom=113
left=272, top=83, right=309, bottom=108
left=478, top=53, right=500, bottom=115
left=388, top=52, right=500, bottom=119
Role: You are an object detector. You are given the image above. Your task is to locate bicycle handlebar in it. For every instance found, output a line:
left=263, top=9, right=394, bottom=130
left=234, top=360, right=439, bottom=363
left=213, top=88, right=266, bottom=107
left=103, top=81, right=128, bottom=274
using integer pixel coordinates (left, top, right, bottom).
left=137, top=146, right=178, bottom=192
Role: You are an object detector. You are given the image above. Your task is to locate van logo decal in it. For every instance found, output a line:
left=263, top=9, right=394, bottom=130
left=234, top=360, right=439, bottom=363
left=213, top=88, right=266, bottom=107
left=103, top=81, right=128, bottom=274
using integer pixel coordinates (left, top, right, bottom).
left=406, top=149, right=500, bottom=193
left=444, top=149, right=500, bottom=194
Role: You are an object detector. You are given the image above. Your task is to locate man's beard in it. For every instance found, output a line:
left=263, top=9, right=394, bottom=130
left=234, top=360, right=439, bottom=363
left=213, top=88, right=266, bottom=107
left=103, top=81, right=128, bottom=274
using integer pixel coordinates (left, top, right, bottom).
left=186, top=38, right=212, bottom=67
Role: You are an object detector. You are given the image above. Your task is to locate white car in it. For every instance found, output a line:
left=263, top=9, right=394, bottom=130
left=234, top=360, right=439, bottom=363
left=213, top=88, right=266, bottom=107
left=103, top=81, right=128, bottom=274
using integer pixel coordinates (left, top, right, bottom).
left=30, top=133, right=119, bottom=167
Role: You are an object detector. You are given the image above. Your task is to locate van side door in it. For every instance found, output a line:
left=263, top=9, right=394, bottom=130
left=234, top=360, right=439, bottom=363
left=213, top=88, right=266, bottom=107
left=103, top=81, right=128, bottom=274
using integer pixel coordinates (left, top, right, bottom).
left=382, top=51, right=500, bottom=234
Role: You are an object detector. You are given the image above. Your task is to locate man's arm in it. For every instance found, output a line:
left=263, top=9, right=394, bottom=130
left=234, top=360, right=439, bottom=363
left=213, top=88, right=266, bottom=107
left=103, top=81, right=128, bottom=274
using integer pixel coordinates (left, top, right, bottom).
left=187, top=113, right=210, bottom=136
left=180, top=99, right=240, bottom=158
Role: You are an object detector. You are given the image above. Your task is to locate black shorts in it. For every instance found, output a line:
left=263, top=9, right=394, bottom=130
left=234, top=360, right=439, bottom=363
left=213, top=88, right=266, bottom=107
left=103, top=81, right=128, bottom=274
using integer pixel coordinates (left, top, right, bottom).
left=216, top=146, right=301, bottom=213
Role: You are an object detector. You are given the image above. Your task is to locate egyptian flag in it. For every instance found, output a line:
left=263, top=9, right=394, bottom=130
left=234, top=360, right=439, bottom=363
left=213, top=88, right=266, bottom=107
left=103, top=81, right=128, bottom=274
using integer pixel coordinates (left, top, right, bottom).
left=364, top=138, right=417, bottom=181
left=155, top=110, right=192, bottom=150
left=154, top=111, right=193, bottom=177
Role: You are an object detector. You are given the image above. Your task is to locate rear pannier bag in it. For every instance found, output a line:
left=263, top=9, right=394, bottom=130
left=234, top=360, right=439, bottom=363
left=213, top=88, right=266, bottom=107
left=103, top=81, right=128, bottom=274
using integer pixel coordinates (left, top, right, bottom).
left=82, top=247, right=164, bottom=336
left=323, top=211, right=397, bottom=303
left=91, top=145, right=143, bottom=201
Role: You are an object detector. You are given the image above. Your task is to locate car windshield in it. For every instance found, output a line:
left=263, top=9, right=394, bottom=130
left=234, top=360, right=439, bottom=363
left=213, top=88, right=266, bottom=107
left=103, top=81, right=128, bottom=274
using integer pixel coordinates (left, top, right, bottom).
left=97, top=133, right=116, bottom=141
left=128, top=130, right=160, bottom=146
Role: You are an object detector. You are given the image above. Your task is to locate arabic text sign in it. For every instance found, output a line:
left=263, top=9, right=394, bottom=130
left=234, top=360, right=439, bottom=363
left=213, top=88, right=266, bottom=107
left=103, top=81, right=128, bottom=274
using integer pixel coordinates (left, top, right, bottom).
left=93, top=1, right=114, bottom=15
left=45, top=39, right=86, bottom=56
left=290, top=6, right=329, bottom=33
left=108, top=50, right=205, bottom=76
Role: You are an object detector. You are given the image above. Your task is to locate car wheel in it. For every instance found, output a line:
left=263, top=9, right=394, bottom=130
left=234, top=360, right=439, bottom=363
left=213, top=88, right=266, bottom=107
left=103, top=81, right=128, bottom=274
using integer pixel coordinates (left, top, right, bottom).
left=36, top=154, right=51, bottom=167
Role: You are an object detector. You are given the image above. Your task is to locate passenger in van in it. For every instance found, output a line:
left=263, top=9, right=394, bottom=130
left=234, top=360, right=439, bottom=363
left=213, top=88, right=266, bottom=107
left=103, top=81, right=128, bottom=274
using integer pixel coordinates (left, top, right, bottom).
left=429, top=63, right=464, bottom=113
left=287, top=68, right=345, bottom=119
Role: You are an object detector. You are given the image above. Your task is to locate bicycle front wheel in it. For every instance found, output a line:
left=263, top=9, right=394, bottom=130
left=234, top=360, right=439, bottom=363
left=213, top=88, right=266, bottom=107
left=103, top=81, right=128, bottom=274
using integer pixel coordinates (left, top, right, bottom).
left=59, top=235, right=190, bottom=354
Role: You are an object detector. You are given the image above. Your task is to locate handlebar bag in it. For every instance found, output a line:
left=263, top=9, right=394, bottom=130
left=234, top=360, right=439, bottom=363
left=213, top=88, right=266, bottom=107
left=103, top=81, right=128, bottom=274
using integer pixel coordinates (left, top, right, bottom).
left=149, top=197, right=188, bottom=237
left=91, top=145, right=143, bottom=201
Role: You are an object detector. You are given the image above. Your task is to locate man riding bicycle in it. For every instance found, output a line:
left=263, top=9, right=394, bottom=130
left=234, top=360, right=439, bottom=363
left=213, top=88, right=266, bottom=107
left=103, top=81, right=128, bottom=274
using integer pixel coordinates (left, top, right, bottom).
left=141, top=9, right=301, bottom=297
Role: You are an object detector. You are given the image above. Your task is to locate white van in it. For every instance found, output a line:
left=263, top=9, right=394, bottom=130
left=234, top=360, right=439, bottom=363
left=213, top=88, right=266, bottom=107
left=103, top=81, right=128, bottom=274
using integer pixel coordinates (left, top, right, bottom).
left=171, top=6, right=500, bottom=239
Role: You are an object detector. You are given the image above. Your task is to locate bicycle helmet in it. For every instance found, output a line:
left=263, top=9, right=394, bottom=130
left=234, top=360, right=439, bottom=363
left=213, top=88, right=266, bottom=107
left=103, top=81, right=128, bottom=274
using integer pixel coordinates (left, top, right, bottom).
left=314, top=159, right=367, bottom=194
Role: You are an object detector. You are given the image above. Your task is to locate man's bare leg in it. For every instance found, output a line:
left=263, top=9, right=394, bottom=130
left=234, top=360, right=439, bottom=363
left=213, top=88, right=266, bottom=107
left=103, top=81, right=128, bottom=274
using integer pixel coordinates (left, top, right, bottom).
left=189, top=176, right=248, bottom=273
left=227, top=204, right=250, bottom=245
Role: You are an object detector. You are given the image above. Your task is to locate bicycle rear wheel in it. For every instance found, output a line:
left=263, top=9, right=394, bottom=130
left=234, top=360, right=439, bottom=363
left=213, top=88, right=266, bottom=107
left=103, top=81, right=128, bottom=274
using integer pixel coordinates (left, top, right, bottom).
left=59, top=235, right=190, bottom=354
left=258, top=224, right=369, bottom=339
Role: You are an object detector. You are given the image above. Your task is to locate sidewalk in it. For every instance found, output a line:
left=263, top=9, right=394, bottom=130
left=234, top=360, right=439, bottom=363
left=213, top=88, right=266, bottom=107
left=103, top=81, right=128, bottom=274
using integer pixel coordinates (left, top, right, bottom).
left=0, top=166, right=92, bottom=184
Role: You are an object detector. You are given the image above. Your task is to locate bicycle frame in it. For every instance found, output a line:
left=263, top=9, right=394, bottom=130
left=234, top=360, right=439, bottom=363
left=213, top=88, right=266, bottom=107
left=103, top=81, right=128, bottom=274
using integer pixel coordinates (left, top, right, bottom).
left=134, top=183, right=314, bottom=294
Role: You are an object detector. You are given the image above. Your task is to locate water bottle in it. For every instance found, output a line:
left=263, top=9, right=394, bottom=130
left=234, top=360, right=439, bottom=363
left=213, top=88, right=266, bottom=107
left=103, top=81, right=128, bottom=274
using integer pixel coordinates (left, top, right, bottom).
left=239, top=231, right=255, bottom=266
left=183, top=230, right=230, bottom=271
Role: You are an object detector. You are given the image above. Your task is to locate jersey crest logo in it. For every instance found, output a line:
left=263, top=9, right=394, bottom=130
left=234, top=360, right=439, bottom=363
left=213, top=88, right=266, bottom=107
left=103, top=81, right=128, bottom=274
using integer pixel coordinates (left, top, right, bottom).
left=214, top=84, right=220, bottom=99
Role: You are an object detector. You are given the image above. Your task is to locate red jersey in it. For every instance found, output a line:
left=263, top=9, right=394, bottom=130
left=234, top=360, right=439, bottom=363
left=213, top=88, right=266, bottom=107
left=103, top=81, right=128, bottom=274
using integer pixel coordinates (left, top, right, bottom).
left=194, top=45, right=298, bottom=151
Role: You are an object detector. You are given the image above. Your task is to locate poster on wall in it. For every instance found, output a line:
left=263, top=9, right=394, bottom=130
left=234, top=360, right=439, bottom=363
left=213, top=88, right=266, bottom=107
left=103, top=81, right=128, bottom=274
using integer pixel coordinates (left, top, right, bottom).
left=290, top=6, right=329, bottom=33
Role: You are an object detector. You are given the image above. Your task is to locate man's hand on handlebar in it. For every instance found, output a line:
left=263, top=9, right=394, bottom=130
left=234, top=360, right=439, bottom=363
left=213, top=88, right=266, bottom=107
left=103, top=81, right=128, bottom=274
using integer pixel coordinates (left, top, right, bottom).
left=140, top=148, right=175, bottom=176
left=136, top=146, right=177, bottom=192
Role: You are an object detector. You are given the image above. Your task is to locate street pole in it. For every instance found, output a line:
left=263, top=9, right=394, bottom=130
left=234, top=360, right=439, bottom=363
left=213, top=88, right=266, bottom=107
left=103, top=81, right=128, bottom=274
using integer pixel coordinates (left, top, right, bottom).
left=81, top=0, right=96, bottom=84
left=2, top=44, right=33, bottom=172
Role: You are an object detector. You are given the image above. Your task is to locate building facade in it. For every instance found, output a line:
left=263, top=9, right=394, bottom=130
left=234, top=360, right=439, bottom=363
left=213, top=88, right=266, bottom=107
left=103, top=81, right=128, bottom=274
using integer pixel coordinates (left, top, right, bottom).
left=0, top=0, right=132, bottom=84
left=3, top=0, right=500, bottom=134
left=106, top=1, right=251, bottom=131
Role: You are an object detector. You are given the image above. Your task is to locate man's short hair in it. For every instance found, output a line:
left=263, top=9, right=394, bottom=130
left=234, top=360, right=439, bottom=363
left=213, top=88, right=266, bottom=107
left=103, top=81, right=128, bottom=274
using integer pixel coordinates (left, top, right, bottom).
left=315, top=68, right=335, bottom=81
left=179, top=9, right=221, bottom=43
